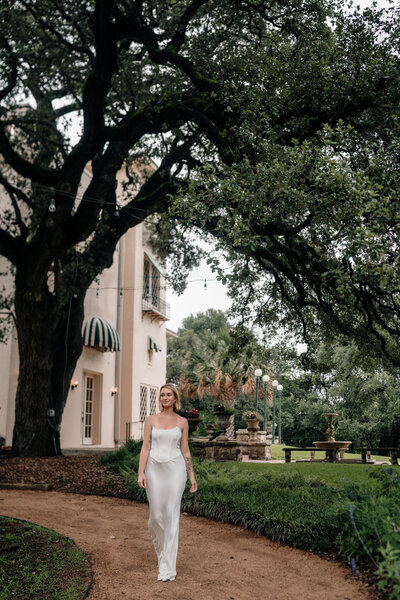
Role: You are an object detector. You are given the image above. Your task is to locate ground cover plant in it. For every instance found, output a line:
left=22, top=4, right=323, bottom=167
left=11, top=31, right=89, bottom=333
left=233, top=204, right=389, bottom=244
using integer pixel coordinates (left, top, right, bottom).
left=0, top=516, right=92, bottom=600
left=102, top=443, right=400, bottom=597
left=336, top=468, right=400, bottom=600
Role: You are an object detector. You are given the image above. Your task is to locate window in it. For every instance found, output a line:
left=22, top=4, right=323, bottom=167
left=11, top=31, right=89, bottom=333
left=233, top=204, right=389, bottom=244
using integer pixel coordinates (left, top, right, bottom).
left=149, top=387, right=157, bottom=415
left=142, top=258, right=160, bottom=309
left=84, top=376, right=94, bottom=442
left=139, top=384, right=158, bottom=420
left=143, top=259, right=150, bottom=300
left=83, top=372, right=102, bottom=445
left=140, top=385, right=148, bottom=422
left=142, top=256, right=169, bottom=320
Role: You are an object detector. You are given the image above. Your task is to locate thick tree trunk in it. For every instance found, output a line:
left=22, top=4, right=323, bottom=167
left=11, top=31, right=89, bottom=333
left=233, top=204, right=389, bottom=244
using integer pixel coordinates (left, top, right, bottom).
left=11, top=266, right=88, bottom=456
left=12, top=285, right=58, bottom=456
left=50, top=295, right=85, bottom=454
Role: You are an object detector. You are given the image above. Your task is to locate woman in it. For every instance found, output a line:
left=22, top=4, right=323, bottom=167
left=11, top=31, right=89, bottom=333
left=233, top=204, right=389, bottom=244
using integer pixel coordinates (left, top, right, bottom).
left=138, top=383, right=197, bottom=581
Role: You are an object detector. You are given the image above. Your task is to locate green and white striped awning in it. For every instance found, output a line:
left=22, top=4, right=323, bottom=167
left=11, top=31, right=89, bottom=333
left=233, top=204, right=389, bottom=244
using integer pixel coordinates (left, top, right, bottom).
left=83, top=317, right=120, bottom=352
left=148, top=336, right=162, bottom=352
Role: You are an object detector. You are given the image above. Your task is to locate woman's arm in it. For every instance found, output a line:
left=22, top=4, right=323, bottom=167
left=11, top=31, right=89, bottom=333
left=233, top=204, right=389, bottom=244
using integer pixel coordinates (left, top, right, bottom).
left=138, top=416, right=152, bottom=488
left=180, top=419, right=197, bottom=493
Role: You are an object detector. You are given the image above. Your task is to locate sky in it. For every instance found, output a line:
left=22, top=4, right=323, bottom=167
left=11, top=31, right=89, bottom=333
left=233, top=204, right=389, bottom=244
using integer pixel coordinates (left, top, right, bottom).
left=166, top=0, right=392, bottom=333
left=166, top=260, right=231, bottom=332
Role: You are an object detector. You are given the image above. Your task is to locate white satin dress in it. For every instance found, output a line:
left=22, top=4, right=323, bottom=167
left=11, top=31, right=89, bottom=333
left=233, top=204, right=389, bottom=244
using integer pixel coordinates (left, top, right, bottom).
left=145, top=426, right=187, bottom=581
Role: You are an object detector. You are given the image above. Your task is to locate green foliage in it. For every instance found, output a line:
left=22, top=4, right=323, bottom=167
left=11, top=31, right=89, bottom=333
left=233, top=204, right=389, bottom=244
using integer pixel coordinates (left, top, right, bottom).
left=167, top=309, right=282, bottom=411
left=100, top=438, right=142, bottom=473
left=0, top=516, right=91, bottom=600
left=336, top=468, right=400, bottom=599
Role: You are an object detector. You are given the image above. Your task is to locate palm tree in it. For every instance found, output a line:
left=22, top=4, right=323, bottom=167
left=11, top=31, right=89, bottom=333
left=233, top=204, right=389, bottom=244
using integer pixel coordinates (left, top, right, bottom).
left=178, top=339, right=259, bottom=407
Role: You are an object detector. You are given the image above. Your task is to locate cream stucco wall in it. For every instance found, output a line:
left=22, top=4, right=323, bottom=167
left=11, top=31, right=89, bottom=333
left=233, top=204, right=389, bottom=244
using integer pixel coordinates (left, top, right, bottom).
left=61, top=221, right=168, bottom=449
left=0, top=258, right=19, bottom=446
left=0, top=163, right=169, bottom=452
left=121, top=224, right=167, bottom=441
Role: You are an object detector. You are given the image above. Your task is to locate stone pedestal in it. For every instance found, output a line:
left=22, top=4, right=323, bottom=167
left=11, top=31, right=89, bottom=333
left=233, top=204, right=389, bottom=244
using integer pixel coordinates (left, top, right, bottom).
left=191, top=431, right=270, bottom=461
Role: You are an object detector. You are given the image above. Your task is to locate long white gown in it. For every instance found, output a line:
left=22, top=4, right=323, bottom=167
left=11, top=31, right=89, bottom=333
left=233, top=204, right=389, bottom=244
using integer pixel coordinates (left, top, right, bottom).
left=145, top=426, right=187, bottom=581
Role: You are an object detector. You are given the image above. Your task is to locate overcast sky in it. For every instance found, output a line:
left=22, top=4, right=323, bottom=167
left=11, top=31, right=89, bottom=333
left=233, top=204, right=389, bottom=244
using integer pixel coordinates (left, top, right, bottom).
left=166, top=0, right=393, bottom=332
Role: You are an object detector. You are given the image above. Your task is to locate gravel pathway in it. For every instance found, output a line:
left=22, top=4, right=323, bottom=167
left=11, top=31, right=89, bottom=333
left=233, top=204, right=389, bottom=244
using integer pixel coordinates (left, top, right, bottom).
left=0, top=488, right=373, bottom=600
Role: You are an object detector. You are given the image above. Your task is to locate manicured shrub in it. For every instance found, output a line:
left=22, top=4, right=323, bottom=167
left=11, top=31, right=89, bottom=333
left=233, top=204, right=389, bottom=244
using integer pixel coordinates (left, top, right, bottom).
left=336, top=468, right=400, bottom=599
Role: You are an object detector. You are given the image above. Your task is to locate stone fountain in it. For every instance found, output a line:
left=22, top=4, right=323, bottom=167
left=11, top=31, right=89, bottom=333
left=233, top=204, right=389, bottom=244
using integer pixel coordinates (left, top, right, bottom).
left=313, top=413, right=351, bottom=461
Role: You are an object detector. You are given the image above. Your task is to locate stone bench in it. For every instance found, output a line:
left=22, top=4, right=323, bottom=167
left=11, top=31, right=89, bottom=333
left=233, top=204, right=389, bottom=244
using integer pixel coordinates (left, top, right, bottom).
left=283, top=447, right=338, bottom=463
left=354, top=447, right=399, bottom=465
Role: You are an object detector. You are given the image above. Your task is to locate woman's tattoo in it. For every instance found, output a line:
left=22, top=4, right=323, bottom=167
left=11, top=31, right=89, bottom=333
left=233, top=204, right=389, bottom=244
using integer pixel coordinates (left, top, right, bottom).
left=185, top=457, right=193, bottom=473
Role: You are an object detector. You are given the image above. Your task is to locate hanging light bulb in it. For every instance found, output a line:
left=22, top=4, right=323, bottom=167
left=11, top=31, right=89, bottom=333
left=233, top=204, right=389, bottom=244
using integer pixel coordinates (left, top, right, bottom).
left=114, top=205, right=120, bottom=217
left=48, top=189, right=56, bottom=212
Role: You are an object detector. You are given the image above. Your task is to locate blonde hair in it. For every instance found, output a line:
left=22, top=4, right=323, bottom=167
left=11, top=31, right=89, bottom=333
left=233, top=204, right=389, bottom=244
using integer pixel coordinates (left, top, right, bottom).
left=158, top=383, right=181, bottom=411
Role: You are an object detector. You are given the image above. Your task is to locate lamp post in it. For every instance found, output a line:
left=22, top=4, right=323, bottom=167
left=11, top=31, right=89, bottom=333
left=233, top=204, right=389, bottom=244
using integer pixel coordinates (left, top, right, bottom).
left=262, top=375, right=270, bottom=431
left=271, top=380, right=279, bottom=444
left=277, top=384, right=283, bottom=444
left=254, top=368, right=262, bottom=413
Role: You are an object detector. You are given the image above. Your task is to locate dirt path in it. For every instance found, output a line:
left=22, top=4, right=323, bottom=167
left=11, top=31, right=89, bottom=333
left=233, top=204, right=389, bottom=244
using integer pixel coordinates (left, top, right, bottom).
left=0, top=489, right=372, bottom=600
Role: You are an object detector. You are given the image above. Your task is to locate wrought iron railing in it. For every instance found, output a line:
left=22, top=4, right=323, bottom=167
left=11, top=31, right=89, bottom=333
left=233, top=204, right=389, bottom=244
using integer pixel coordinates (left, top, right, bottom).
left=125, top=420, right=145, bottom=442
left=142, top=294, right=170, bottom=320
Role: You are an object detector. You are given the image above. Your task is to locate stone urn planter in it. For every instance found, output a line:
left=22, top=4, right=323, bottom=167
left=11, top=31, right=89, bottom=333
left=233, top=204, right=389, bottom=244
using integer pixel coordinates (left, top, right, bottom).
left=187, top=417, right=201, bottom=436
left=183, top=409, right=201, bottom=436
left=213, top=405, right=234, bottom=438
left=245, top=418, right=260, bottom=435
left=242, top=411, right=262, bottom=440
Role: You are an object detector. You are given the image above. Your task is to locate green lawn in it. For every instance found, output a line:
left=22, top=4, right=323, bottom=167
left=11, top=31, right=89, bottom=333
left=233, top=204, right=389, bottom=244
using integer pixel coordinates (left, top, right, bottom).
left=0, top=516, right=92, bottom=600
left=229, top=459, right=384, bottom=487
left=268, top=443, right=392, bottom=463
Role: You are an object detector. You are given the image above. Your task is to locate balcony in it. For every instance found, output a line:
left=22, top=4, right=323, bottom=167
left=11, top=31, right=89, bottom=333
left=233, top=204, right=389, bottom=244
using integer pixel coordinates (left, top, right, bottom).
left=142, top=294, right=170, bottom=321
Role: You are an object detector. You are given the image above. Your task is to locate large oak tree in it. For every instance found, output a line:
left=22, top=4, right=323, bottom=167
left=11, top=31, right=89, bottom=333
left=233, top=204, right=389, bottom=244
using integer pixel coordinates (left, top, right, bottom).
left=0, top=0, right=398, bottom=455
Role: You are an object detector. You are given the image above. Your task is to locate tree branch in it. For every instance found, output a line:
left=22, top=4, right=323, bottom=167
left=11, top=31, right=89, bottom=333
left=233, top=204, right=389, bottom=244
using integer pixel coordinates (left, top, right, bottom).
left=0, top=34, right=18, bottom=101
left=0, top=228, right=21, bottom=264
left=0, top=123, right=59, bottom=186
left=114, top=3, right=218, bottom=92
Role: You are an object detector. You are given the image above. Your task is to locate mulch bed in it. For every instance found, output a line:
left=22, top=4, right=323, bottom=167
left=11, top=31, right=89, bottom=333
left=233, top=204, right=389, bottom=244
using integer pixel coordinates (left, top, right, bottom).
left=0, top=454, right=131, bottom=498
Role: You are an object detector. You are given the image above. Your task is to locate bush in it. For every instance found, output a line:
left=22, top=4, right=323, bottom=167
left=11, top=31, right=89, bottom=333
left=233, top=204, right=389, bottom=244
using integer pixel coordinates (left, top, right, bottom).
left=102, top=448, right=339, bottom=553
left=336, top=468, right=400, bottom=599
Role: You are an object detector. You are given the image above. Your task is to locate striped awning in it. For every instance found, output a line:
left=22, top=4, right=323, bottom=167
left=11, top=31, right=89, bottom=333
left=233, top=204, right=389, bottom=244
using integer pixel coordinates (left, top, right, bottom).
left=83, top=317, right=120, bottom=352
left=148, top=336, right=162, bottom=352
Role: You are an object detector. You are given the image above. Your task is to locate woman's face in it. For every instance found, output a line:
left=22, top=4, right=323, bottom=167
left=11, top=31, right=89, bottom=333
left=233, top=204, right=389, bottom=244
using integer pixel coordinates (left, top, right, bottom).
left=160, top=387, right=175, bottom=410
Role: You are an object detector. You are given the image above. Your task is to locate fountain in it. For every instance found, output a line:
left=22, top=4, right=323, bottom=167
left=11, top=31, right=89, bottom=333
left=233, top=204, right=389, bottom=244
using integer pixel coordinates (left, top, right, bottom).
left=313, top=413, right=351, bottom=461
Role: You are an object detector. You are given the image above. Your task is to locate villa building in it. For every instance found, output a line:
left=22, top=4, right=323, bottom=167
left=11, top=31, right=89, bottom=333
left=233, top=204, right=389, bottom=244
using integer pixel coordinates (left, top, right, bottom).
left=0, top=166, right=174, bottom=452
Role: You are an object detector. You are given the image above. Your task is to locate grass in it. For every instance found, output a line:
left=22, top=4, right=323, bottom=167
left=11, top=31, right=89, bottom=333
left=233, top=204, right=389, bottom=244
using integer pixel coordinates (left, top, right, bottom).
left=217, top=459, right=385, bottom=487
left=0, top=516, right=92, bottom=600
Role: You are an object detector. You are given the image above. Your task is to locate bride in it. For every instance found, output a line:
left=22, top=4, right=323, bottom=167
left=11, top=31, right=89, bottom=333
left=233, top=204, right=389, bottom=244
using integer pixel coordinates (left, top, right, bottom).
left=137, top=383, right=197, bottom=581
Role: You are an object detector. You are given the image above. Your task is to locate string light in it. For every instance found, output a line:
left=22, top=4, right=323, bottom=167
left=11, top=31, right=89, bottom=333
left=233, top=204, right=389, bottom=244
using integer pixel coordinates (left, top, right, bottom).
left=87, top=275, right=227, bottom=296
left=48, top=189, right=56, bottom=212
left=35, top=181, right=151, bottom=219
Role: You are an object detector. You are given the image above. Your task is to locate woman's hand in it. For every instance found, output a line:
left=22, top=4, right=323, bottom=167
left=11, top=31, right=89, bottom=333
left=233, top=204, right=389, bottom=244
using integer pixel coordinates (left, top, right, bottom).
left=137, top=473, right=146, bottom=489
left=189, top=478, right=197, bottom=493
